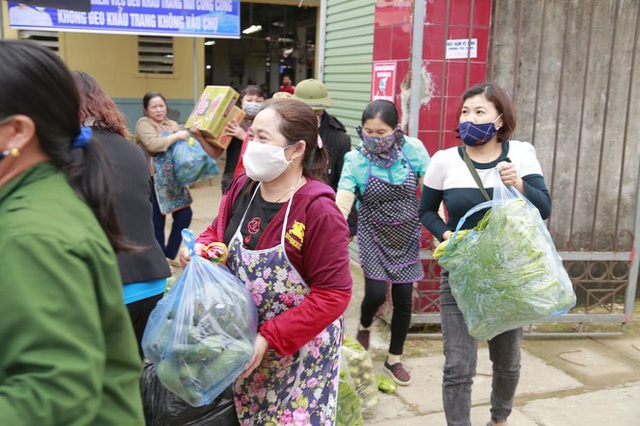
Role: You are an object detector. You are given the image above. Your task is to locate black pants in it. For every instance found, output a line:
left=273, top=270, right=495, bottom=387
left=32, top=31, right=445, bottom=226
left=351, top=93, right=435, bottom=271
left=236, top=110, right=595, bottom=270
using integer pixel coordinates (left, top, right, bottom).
left=360, top=278, right=413, bottom=355
left=127, top=293, right=164, bottom=359
left=151, top=187, right=193, bottom=260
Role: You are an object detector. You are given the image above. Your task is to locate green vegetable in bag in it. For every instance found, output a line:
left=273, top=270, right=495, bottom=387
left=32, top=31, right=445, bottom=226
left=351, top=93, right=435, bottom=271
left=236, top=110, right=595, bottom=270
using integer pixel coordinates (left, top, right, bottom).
left=437, top=172, right=576, bottom=340
left=336, top=370, right=364, bottom=426
left=142, top=230, right=258, bottom=407
left=341, top=337, right=379, bottom=410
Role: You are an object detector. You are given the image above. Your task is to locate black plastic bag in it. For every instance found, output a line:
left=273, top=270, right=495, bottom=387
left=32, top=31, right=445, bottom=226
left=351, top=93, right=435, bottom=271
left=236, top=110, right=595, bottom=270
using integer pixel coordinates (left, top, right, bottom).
left=141, top=363, right=239, bottom=426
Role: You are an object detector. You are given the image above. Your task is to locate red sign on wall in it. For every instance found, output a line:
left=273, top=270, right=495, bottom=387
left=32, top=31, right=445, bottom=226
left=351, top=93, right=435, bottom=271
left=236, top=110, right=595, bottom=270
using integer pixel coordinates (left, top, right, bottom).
left=371, top=61, right=397, bottom=101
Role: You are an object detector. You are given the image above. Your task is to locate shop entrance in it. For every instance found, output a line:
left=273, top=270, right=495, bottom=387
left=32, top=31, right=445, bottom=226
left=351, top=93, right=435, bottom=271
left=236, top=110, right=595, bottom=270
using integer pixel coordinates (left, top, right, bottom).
left=203, top=1, right=317, bottom=97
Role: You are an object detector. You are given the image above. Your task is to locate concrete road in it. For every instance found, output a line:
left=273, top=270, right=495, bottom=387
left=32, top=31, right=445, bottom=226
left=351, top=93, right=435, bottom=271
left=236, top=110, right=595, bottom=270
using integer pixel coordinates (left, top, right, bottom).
left=174, top=169, right=640, bottom=425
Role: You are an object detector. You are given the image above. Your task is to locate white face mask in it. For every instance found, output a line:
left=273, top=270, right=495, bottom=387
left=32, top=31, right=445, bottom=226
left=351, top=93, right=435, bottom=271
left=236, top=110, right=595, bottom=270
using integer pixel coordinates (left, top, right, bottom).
left=243, top=141, right=294, bottom=182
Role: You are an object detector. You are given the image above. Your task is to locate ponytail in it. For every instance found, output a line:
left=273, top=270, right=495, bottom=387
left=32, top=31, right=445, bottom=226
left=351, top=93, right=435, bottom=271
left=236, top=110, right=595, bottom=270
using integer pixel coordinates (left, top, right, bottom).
left=63, top=137, right=135, bottom=252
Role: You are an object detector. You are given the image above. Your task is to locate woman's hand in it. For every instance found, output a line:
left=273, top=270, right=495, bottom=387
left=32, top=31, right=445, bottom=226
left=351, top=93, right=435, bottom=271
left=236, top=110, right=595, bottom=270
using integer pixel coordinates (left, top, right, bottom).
left=178, top=243, right=205, bottom=268
left=189, top=126, right=223, bottom=159
left=239, top=333, right=269, bottom=379
left=225, top=121, right=246, bottom=140
left=441, top=230, right=453, bottom=241
left=497, top=161, right=524, bottom=192
left=173, top=129, right=189, bottom=142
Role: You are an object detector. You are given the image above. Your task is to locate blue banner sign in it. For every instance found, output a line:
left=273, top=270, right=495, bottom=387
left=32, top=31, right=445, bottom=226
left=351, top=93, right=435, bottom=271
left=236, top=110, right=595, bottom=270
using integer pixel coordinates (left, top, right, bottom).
left=7, top=0, right=240, bottom=38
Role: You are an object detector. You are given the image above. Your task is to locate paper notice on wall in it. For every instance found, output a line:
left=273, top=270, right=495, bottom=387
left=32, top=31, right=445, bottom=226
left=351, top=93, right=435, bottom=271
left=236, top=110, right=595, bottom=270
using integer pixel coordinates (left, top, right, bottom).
left=446, top=38, right=478, bottom=59
left=371, top=61, right=397, bottom=102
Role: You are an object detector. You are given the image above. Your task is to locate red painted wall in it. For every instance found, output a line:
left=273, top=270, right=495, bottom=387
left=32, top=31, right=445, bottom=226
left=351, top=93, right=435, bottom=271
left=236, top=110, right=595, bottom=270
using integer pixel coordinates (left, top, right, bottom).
left=372, top=0, right=493, bottom=153
left=420, top=0, right=492, bottom=154
left=372, top=0, right=493, bottom=316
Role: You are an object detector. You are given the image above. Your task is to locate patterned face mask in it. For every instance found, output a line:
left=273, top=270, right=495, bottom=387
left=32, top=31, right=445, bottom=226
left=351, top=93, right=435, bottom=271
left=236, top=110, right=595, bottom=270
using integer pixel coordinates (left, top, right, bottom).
left=356, top=125, right=405, bottom=168
left=458, top=114, right=502, bottom=146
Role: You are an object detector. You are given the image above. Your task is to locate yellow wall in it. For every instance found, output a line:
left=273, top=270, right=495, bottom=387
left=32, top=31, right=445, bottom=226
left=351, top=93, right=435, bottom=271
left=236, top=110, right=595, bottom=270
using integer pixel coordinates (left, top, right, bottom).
left=1, top=1, right=204, bottom=102
left=58, top=33, right=204, bottom=100
left=1, top=2, right=18, bottom=39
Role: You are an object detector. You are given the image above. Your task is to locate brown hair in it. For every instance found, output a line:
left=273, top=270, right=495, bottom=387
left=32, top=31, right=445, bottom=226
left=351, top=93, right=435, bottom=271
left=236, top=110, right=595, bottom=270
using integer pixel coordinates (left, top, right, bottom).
left=457, top=81, right=516, bottom=143
left=73, top=71, right=130, bottom=138
left=260, top=99, right=328, bottom=181
left=240, top=84, right=265, bottom=100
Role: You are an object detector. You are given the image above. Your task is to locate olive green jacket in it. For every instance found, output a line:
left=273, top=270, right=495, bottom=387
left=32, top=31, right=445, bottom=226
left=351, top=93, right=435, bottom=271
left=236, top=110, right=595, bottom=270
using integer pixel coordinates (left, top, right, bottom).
left=0, top=163, right=144, bottom=425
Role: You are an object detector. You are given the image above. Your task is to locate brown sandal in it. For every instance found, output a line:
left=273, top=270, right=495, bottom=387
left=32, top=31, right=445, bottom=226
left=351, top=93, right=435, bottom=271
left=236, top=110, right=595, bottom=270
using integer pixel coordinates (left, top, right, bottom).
left=356, top=329, right=370, bottom=350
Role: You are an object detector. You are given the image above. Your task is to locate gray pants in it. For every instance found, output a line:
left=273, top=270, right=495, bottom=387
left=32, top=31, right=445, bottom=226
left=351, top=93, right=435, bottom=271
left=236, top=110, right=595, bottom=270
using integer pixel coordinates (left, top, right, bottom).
left=439, top=272, right=523, bottom=425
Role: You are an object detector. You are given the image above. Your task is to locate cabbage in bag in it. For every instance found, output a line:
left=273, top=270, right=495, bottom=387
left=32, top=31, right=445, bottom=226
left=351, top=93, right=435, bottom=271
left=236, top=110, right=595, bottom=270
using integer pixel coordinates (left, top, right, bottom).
left=341, top=337, right=379, bottom=411
left=436, top=170, right=576, bottom=340
left=142, top=229, right=258, bottom=407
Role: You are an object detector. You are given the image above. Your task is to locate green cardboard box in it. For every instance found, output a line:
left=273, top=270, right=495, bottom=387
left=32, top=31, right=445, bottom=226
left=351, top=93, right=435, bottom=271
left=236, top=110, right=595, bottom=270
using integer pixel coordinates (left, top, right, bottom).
left=185, top=86, right=242, bottom=149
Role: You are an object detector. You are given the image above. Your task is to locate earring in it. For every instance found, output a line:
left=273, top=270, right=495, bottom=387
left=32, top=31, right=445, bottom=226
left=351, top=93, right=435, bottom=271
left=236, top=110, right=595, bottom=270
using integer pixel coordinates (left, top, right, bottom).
left=0, top=148, right=20, bottom=158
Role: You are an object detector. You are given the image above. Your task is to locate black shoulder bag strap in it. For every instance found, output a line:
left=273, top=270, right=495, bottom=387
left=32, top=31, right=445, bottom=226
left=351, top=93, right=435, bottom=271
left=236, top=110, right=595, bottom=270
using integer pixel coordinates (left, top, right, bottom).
left=462, top=146, right=491, bottom=202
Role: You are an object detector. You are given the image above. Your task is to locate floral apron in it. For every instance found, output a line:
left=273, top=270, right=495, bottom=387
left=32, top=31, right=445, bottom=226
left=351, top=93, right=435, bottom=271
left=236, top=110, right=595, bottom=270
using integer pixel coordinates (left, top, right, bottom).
left=227, top=184, right=343, bottom=426
left=357, top=152, right=424, bottom=283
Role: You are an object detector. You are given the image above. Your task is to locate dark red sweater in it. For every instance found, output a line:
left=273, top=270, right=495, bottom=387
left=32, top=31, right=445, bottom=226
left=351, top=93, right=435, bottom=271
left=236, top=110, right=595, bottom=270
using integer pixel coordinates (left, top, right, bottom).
left=197, top=175, right=353, bottom=355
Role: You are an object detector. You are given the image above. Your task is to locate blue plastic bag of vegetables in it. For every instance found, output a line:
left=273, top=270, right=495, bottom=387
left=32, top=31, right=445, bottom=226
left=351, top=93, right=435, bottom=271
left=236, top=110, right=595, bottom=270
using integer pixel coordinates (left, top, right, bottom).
left=434, top=170, right=576, bottom=340
left=171, top=136, right=219, bottom=186
left=142, top=229, right=258, bottom=407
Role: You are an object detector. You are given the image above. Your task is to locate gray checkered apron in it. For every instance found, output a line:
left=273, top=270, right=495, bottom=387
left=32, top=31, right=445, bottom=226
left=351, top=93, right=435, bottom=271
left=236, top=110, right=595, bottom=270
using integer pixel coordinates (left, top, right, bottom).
left=356, top=153, right=424, bottom=283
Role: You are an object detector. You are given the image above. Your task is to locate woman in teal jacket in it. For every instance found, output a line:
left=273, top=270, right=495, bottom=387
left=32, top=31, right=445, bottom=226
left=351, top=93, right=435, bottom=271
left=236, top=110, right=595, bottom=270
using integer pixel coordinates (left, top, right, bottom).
left=336, top=100, right=430, bottom=386
left=0, top=41, right=144, bottom=425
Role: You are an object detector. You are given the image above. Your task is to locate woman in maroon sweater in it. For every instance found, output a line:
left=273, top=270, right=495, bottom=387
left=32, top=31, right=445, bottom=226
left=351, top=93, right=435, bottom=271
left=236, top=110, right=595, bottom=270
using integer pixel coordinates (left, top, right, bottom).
left=181, top=99, right=352, bottom=425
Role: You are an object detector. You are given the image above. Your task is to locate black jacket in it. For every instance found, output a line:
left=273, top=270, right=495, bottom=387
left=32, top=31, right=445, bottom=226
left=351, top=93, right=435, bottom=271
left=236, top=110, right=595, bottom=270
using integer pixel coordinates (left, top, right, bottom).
left=319, top=112, right=352, bottom=191
left=318, top=113, right=358, bottom=236
left=93, top=129, right=171, bottom=284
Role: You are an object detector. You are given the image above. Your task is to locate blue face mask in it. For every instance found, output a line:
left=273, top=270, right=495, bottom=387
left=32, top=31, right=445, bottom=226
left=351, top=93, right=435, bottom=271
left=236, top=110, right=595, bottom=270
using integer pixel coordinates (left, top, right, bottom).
left=459, top=115, right=502, bottom=146
left=242, top=101, right=262, bottom=118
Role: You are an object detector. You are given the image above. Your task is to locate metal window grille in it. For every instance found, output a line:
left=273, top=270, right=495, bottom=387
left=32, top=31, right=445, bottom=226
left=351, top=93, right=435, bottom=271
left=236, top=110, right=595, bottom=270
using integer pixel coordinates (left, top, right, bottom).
left=138, top=36, right=174, bottom=74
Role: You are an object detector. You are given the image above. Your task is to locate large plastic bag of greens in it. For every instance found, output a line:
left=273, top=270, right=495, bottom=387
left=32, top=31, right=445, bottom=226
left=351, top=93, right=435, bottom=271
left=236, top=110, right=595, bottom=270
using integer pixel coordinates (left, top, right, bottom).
left=336, top=352, right=364, bottom=426
left=171, top=137, right=219, bottom=186
left=341, top=337, right=379, bottom=410
left=140, top=363, right=239, bottom=426
left=434, top=170, right=576, bottom=340
left=142, top=229, right=258, bottom=407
